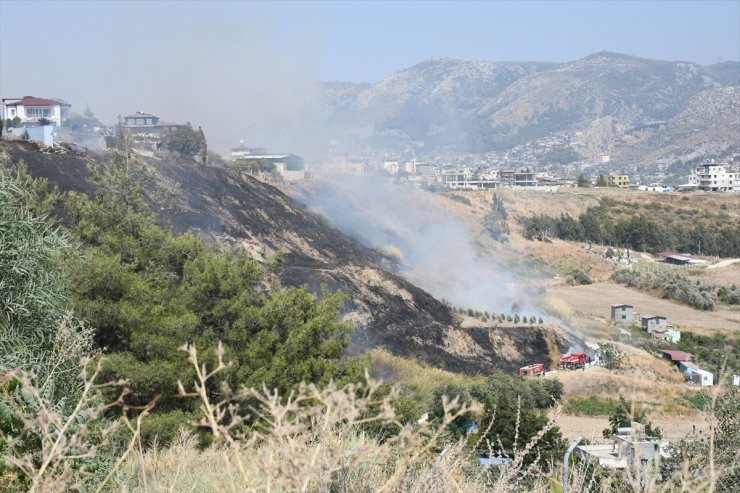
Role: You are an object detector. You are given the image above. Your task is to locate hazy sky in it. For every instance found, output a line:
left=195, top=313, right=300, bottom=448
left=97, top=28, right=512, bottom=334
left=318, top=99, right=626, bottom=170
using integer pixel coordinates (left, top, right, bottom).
left=1, top=0, right=738, bottom=150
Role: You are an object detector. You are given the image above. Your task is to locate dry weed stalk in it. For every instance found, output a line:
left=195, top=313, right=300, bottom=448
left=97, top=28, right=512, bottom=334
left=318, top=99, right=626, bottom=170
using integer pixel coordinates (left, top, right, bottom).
left=1, top=357, right=152, bottom=493
left=173, top=342, right=486, bottom=492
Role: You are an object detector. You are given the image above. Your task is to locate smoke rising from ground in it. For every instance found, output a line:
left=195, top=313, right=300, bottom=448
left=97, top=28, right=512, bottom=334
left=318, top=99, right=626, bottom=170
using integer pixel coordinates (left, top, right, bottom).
left=294, top=175, right=531, bottom=313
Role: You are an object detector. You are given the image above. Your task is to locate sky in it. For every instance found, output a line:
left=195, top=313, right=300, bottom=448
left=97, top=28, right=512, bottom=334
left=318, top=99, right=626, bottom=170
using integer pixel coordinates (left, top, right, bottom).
left=1, top=0, right=738, bottom=151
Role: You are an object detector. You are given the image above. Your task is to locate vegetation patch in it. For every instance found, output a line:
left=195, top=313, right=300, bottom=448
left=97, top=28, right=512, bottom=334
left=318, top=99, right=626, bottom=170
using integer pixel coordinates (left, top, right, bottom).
left=563, top=396, right=619, bottom=416
left=611, top=268, right=738, bottom=310
left=520, top=197, right=740, bottom=257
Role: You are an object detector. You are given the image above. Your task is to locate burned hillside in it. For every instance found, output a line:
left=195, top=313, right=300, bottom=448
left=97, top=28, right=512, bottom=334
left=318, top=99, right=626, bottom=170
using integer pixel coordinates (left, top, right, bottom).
left=0, top=140, right=572, bottom=374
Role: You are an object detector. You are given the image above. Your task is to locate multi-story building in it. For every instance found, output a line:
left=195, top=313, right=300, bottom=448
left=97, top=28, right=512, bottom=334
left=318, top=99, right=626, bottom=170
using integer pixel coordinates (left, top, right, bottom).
left=606, top=172, right=630, bottom=188
left=2, top=96, right=71, bottom=126
left=691, top=162, right=739, bottom=192
left=120, top=111, right=184, bottom=136
left=514, top=171, right=536, bottom=187
left=441, top=172, right=471, bottom=189
left=498, top=169, right=515, bottom=188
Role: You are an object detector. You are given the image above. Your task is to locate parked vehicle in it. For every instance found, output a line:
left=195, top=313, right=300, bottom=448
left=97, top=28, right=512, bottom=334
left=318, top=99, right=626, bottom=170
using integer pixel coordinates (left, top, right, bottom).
left=559, top=352, right=587, bottom=370
left=519, top=363, right=546, bottom=377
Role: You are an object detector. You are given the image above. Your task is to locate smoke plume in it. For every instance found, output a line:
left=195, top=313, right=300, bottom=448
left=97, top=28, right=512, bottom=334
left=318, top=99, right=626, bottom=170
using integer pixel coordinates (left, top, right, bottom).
left=294, top=175, right=531, bottom=313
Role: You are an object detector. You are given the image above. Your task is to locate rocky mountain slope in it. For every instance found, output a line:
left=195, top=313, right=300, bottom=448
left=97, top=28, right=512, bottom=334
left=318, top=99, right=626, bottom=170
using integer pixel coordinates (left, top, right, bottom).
left=315, top=52, right=739, bottom=164
left=0, top=140, right=572, bottom=374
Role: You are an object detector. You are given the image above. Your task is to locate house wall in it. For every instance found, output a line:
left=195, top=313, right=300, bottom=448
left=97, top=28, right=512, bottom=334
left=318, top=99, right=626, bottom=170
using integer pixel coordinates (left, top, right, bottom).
left=10, top=125, right=54, bottom=145
left=4, top=104, right=66, bottom=126
left=643, top=317, right=667, bottom=333
left=276, top=163, right=305, bottom=181
left=691, top=370, right=713, bottom=386
left=611, top=306, right=633, bottom=322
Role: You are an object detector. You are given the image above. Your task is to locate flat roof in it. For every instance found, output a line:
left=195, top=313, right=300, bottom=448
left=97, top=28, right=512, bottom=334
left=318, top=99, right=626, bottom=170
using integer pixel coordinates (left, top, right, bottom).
left=611, top=303, right=633, bottom=308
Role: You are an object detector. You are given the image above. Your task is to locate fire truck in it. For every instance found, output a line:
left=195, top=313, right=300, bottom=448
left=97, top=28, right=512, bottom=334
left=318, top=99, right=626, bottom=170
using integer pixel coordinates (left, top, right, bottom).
left=559, top=352, right=587, bottom=370
left=519, top=363, right=546, bottom=377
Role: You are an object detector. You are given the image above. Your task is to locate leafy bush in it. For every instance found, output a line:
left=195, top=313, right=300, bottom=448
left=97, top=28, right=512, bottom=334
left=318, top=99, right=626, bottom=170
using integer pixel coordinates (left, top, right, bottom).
left=161, top=123, right=206, bottom=156
left=563, top=396, right=619, bottom=416
left=520, top=198, right=740, bottom=257
left=602, top=396, right=662, bottom=439
left=612, top=269, right=718, bottom=310
left=597, top=342, right=625, bottom=371
left=567, top=269, right=593, bottom=285
left=447, top=193, right=472, bottom=206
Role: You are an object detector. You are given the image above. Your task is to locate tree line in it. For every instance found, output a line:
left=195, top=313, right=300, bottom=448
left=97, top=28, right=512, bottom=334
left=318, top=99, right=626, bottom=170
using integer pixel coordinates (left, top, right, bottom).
left=521, top=199, right=740, bottom=257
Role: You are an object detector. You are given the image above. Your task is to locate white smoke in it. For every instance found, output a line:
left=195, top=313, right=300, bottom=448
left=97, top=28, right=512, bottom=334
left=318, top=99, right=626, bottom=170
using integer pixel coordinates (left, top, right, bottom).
left=294, top=174, right=531, bottom=313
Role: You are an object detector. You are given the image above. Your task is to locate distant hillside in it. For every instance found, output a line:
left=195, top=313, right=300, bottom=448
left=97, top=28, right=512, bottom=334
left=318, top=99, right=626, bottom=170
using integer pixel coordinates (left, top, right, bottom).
left=0, top=140, right=572, bottom=374
left=314, top=52, right=738, bottom=165
left=617, top=85, right=740, bottom=164
left=706, top=61, right=740, bottom=86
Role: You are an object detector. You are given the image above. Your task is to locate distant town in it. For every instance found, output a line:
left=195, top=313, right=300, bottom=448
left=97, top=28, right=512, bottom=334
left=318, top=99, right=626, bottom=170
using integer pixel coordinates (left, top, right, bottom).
left=2, top=94, right=739, bottom=192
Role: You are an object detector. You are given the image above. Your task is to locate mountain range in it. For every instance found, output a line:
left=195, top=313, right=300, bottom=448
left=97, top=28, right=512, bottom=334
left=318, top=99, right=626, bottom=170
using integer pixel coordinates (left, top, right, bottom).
left=314, top=52, right=740, bottom=165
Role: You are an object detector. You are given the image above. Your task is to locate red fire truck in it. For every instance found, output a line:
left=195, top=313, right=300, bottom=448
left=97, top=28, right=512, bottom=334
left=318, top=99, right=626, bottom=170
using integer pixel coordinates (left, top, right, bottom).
left=519, top=363, right=546, bottom=377
left=559, top=352, right=587, bottom=370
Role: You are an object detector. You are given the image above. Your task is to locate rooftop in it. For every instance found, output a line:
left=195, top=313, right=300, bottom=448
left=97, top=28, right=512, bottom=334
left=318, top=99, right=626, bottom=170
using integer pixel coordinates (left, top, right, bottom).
left=660, top=349, right=693, bottom=362
left=642, top=315, right=666, bottom=320
left=4, top=96, right=70, bottom=107
left=611, top=303, right=633, bottom=308
left=123, top=112, right=158, bottom=119
left=656, top=251, right=691, bottom=258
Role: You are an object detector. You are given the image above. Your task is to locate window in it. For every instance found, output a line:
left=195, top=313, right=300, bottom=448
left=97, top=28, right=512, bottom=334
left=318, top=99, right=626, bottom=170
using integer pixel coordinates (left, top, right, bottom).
left=622, top=315, right=627, bottom=320
left=26, top=107, right=53, bottom=118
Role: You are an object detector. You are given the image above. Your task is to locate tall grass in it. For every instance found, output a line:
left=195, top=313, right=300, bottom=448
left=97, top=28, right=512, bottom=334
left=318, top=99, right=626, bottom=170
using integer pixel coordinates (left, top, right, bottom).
left=2, top=344, right=737, bottom=492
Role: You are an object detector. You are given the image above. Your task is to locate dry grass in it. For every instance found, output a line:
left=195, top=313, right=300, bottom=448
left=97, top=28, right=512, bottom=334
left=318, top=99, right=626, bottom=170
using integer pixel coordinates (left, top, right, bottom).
left=371, top=348, right=479, bottom=397
left=538, top=296, right=575, bottom=321
left=110, top=344, right=555, bottom=493
left=548, top=282, right=740, bottom=334
left=4, top=344, right=737, bottom=492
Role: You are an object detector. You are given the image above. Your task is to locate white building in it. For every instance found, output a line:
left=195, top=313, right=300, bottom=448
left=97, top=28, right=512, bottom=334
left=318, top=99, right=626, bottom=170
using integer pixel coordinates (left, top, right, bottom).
left=235, top=152, right=305, bottom=181
left=230, top=140, right=267, bottom=159
left=679, top=362, right=714, bottom=387
left=383, top=161, right=399, bottom=175
left=689, top=162, right=740, bottom=192
left=2, top=96, right=71, bottom=126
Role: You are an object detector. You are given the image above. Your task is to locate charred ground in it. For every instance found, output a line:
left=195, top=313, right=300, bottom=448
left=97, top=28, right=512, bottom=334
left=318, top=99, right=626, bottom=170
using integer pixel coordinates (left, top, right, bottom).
left=0, top=140, right=571, bottom=374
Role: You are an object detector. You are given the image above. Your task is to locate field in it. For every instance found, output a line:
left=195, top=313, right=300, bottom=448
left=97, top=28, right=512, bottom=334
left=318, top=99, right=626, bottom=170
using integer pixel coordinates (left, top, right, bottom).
left=556, top=414, right=708, bottom=443
left=548, top=281, right=740, bottom=335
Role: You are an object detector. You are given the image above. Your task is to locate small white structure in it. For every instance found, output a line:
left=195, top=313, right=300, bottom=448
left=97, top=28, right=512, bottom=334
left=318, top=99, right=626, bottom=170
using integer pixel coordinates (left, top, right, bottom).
left=691, top=369, right=714, bottom=387
left=652, top=326, right=681, bottom=343
left=383, top=161, right=399, bottom=175
left=2, top=96, right=71, bottom=126
left=679, top=362, right=714, bottom=386
left=733, top=374, right=739, bottom=386
left=8, top=125, right=54, bottom=146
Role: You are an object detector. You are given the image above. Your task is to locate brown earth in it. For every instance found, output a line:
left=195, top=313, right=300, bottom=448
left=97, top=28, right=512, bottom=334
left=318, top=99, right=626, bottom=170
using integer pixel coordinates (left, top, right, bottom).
left=548, top=282, right=740, bottom=335
left=556, top=414, right=708, bottom=443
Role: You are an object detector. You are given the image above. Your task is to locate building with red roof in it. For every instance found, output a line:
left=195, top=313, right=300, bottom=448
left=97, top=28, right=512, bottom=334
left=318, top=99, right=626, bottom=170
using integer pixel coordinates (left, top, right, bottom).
left=660, top=349, right=693, bottom=363
left=2, top=96, right=71, bottom=127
